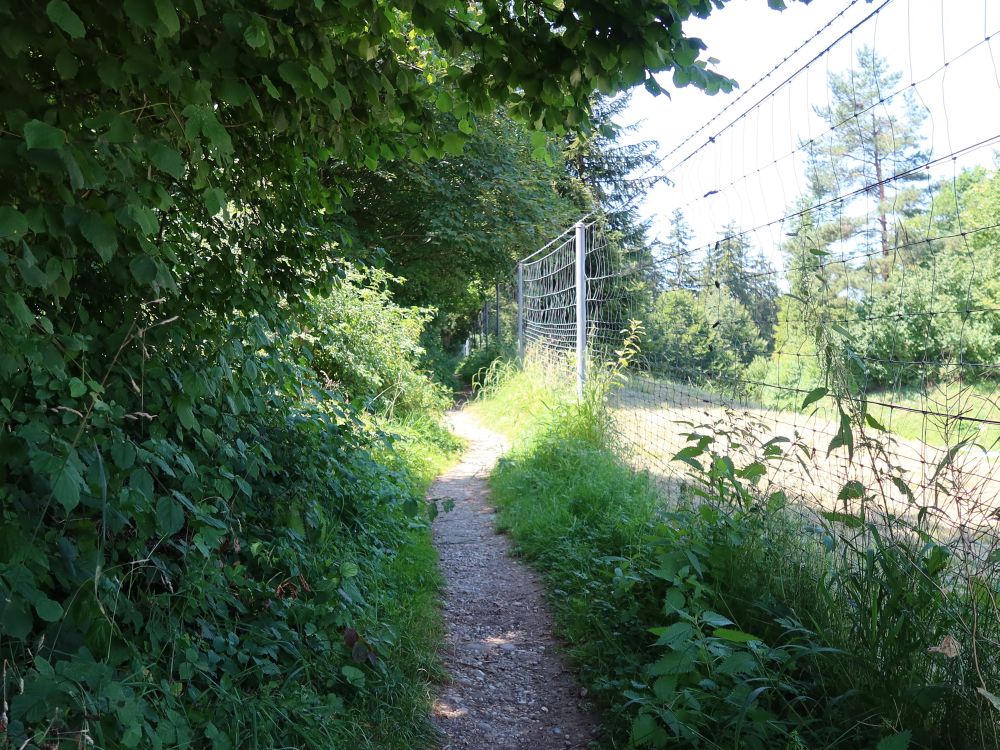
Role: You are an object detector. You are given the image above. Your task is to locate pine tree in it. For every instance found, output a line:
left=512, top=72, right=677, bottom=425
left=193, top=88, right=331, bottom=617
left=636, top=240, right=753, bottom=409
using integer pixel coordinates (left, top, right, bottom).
left=659, top=209, right=696, bottom=291
left=563, top=92, right=662, bottom=250
left=808, top=46, right=929, bottom=263
left=701, top=223, right=779, bottom=346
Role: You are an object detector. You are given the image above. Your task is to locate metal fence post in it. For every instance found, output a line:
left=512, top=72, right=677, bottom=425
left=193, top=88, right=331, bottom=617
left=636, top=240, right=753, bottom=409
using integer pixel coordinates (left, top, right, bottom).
left=575, top=220, right=587, bottom=399
left=483, top=302, right=489, bottom=347
left=517, top=263, right=524, bottom=366
left=495, top=283, right=501, bottom=339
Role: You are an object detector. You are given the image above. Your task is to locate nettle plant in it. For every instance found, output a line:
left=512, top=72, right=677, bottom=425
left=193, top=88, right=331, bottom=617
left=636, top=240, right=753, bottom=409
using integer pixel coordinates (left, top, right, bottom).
left=627, top=421, right=841, bottom=750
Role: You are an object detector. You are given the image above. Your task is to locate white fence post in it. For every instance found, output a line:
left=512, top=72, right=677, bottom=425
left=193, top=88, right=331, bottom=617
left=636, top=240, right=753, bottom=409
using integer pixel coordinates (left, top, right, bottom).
left=516, top=263, right=524, bottom=366
left=575, top=220, right=587, bottom=399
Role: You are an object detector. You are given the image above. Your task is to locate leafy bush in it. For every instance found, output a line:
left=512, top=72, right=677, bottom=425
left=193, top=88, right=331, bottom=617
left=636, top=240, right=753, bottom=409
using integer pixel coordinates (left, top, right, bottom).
left=307, top=267, right=449, bottom=416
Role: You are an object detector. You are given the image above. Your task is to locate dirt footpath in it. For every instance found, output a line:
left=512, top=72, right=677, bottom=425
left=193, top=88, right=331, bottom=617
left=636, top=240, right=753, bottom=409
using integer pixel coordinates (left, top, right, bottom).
left=430, top=410, right=598, bottom=750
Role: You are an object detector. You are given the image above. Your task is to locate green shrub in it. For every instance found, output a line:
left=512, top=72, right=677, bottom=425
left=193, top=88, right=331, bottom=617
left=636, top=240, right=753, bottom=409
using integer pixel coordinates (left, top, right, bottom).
left=308, top=266, right=450, bottom=416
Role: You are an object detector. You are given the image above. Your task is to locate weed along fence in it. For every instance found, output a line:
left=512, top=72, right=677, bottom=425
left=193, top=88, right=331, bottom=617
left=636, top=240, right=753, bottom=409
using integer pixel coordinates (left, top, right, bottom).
left=505, top=0, right=1000, bottom=732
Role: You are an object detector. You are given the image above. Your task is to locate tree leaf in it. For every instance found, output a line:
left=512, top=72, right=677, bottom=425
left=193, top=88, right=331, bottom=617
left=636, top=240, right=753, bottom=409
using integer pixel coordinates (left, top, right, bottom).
left=154, top=0, right=180, bottom=35
left=203, top=187, right=226, bottom=215
left=150, top=144, right=185, bottom=179
left=244, top=23, right=267, bottom=48
left=24, top=119, right=67, bottom=150
left=177, top=400, right=198, bottom=430
left=130, top=255, right=159, bottom=285
left=46, top=0, right=86, bottom=38
left=0, top=207, right=29, bottom=241
left=80, top=212, right=118, bottom=261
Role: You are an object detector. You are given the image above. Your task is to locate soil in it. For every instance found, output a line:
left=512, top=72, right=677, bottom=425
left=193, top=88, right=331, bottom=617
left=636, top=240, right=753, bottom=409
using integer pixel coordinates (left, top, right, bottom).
left=430, top=410, right=599, bottom=750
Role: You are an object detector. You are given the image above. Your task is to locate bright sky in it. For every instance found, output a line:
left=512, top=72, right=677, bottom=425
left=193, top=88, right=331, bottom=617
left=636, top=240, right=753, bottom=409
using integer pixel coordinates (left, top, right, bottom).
left=626, top=0, right=1000, bottom=268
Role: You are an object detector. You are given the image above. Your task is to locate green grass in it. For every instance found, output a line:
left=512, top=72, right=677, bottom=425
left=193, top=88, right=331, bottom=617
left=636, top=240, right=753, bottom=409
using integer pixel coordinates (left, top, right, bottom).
left=475, top=367, right=997, bottom=750
left=743, top=357, right=1000, bottom=448
left=337, top=412, right=463, bottom=749
left=466, top=361, right=574, bottom=440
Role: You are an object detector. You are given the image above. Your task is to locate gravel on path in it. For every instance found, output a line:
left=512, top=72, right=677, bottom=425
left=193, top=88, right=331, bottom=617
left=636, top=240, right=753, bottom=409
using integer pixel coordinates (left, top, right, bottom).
left=430, top=410, right=599, bottom=750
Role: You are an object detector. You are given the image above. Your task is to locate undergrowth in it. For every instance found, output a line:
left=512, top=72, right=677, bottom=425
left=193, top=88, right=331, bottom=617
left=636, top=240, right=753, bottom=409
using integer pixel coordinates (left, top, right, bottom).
left=0, top=266, right=461, bottom=749
left=480, top=357, right=994, bottom=749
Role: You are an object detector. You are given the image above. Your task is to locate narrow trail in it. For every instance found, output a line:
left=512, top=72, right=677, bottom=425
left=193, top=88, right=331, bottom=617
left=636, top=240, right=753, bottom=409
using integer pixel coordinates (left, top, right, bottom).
left=430, top=410, right=598, bottom=749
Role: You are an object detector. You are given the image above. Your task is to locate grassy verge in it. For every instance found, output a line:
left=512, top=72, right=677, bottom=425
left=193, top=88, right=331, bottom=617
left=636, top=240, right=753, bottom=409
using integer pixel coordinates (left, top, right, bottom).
left=478, top=366, right=993, bottom=750
left=335, top=413, right=463, bottom=749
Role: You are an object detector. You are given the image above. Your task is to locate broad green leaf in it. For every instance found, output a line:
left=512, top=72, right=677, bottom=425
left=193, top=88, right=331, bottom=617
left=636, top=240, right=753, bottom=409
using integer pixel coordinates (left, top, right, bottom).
left=130, top=255, right=158, bottom=285
left=820, top=510, right=864, bottom=529
left=55, top=48, right=79, bottom=79
left=442, top=132, right=465, bottom=155
left=33, top=597, right=64, bottom=622
left=203, top=187, right=226, bottom=215
left=712, top=627, right=763, bottom=644
left=0, top=600, right=32, bottom=639
left=700, top=611, right=734, bottom=628
left=154, top=0, right=180, bottom=35
left=24, top=119, right=66, bottom=150
left=340, top=561, right=359, bottom=578
left=80, top=212, right=117, bottom=261
left=69, top=377, right=86, bottom=397
left=150, top=144, right=185, bottom=179
left=5, top=292, right=35, bottom=327
left=244, top=23, right=267, bottom=48
left=156, top=496, right=185, bottom=535
left=865, top=412, right=888, bottom=432
left=261, top=74, right=280, bottom=99
left=875, top=730, right=912, bottom=750
left=827, top=412, right=854, bottom=459
left=648, top=648, right=697, bottom=675
left=308, top=64, right=329, bottom=89
left=650, top=621, right=694, bottom=647
left=978, top=687, right=1000, bottom=712
left=46, top=0, right=86, bottom=38
left=435, top=92, right=453, bottom=112
left=652, top=675, right=677, bottom=700
left=837, top=480, right=865, bottom=501
left=52, top=462, right=83, bottom=511
left=0, top=207, right=29, bottom=241
left=177, top=401, right=198, bottom=430
left=801, top=387, right=828, bottom=410
left=111, top=440, right=137, bottom=469
left=341, top=665, right=365, bottom=687
left=631, top=713, right=667, bottom=748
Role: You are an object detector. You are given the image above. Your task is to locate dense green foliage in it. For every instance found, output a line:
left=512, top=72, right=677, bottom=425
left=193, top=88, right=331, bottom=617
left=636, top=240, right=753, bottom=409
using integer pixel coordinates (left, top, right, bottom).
left=308, top=267, right=448, bottom=416
left=479, top=365, right=992, bottom=749
left=0, top=0, right=764, bottom=744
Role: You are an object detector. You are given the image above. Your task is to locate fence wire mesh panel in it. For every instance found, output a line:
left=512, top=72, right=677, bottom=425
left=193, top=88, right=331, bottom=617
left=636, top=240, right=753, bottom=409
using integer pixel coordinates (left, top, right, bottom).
left=516, top=0, right=1000, bottom=734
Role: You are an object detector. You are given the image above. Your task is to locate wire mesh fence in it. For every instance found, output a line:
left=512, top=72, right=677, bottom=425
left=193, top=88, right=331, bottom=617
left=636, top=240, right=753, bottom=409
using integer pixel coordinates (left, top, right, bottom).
left=512, top=0, right=1000, bottom=731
